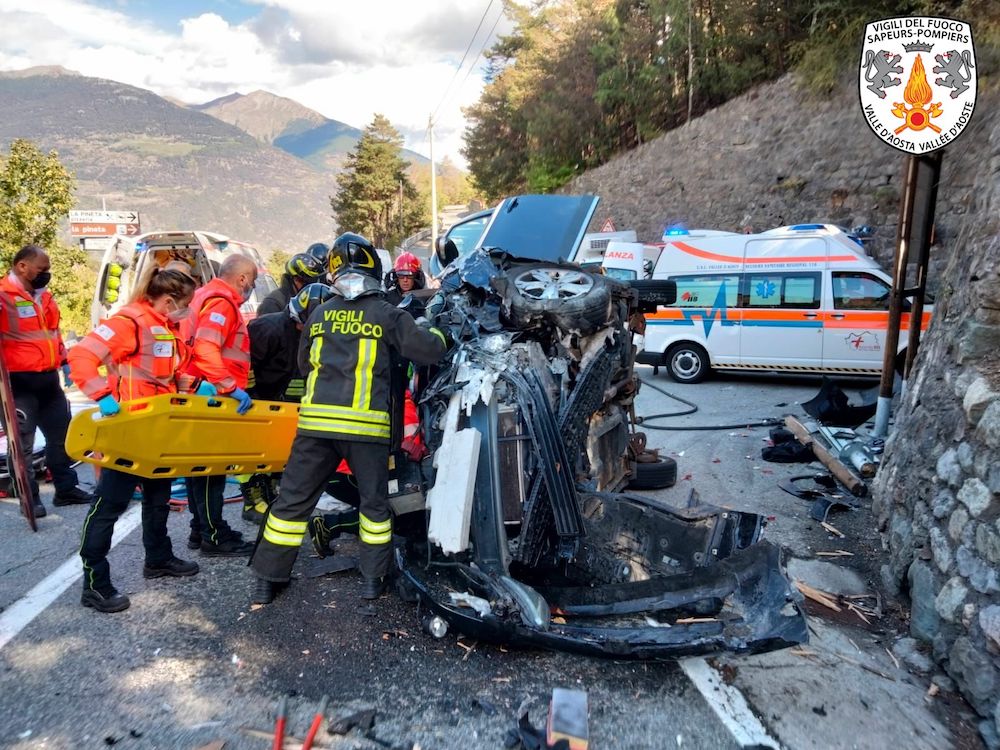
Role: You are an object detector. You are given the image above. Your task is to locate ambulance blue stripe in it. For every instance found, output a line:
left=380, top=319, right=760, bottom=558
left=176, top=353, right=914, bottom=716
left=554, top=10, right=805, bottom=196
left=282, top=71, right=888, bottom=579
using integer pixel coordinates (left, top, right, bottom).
left=646, top=319, right=822, bottom=328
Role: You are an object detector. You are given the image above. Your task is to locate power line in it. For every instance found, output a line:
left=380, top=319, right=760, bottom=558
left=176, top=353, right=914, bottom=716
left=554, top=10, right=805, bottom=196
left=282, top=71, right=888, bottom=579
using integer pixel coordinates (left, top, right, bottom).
left=431, top=0, right=496, bottom=124
left=455, top=5, right=504, bottom=94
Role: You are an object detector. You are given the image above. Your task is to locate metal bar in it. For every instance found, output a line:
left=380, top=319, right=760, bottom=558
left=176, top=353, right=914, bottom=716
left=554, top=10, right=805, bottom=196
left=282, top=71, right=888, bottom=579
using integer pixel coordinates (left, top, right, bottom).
left=903, top=151, right=943, bottom=377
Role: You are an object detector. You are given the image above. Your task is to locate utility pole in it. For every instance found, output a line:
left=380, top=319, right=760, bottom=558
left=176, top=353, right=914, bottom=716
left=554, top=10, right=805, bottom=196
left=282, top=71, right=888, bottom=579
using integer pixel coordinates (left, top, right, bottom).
left=398, top=179, right=404, bottom=242
left=429, top=114, right=438, bottom=250
left=687, top=0, right=694, bottom=123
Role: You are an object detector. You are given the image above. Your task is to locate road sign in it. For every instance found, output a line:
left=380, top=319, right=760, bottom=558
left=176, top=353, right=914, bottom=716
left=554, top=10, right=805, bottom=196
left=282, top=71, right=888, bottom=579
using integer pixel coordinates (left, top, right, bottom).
left=600, top=218, right=616, bottom=232
left=83, top=236, right=115, bottom=252
left=69, top=210, right=140, bottom=238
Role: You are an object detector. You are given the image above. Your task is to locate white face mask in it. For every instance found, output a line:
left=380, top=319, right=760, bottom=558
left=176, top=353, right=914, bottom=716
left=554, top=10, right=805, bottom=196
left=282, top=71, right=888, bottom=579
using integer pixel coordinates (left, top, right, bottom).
left=333, top=272, right=376, bottom=300
left=166, top=298, right=191, bottom=322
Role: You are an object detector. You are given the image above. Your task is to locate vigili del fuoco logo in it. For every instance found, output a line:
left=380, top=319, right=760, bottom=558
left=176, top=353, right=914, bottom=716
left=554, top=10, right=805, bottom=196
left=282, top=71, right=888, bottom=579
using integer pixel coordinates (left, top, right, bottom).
left=859, top=16, right=976, bottom=154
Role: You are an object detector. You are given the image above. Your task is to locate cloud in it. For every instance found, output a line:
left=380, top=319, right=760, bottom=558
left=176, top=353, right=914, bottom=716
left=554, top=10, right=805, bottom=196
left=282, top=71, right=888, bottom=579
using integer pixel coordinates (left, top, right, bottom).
left=0, top=0, right=508, bottom=165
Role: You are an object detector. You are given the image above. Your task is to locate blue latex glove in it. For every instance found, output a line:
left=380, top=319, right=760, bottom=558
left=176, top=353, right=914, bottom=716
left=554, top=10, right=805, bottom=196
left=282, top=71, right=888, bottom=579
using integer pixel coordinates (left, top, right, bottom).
left=98, top=394, right=120, bottom=417
left=228, top=387, right=253, bottom=415
left=195, top=381, right=218, bottom=396
left=61, top=363, right=72, bottom=388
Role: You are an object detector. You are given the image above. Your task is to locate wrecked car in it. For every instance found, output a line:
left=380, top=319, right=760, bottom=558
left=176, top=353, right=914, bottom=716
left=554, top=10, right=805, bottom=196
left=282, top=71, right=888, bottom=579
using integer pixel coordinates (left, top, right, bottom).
left=384, top=194, right=807, bottom=658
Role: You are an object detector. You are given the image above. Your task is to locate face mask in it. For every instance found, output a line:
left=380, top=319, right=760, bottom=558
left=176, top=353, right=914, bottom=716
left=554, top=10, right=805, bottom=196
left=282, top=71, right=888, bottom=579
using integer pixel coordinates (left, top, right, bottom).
left=241, top=279, right=255, bottom=303
left=167, top=307, right=192, bottom=323
left=31, top=271, right=51, bottom=290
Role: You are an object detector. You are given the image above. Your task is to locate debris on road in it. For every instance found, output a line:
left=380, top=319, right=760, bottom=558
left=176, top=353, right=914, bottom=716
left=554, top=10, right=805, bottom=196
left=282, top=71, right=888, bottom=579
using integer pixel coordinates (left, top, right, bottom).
left=547, top=688, right=589, bottom=750
left=328, top=708, right=377, bottom=736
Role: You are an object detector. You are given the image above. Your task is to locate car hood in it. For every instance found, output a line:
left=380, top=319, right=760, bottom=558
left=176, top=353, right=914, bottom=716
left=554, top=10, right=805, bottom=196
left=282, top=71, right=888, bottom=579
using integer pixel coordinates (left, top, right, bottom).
left=477, top=194, right=599, bottom=263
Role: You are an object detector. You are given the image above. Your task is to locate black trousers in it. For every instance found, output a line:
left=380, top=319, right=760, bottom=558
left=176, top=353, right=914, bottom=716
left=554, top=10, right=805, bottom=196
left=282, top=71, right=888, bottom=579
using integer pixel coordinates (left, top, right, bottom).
left=187, top=474, right=239, bottom=544
left=8, top=369, right=78, bottom=499
left=79, top=468, right=173, bottom=595
left=251, top=435, right=389, bottom=583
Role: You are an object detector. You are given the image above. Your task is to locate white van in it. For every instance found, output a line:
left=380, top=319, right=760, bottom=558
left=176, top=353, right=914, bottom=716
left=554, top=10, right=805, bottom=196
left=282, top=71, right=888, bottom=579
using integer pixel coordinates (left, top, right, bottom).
left=622, top=224, right=931, bottom=383
left=92, top=230, right=277, bottom=328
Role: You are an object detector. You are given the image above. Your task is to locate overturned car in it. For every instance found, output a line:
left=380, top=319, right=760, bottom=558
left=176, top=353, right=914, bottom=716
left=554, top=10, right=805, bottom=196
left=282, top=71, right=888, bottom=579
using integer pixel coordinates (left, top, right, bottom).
left=386, top=195, right=807, bottom=657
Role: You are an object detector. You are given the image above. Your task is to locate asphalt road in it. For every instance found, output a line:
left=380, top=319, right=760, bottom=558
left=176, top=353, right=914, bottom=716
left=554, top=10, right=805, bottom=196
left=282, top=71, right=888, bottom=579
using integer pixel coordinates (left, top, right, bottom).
left=0, top=371, right=891, bottom=750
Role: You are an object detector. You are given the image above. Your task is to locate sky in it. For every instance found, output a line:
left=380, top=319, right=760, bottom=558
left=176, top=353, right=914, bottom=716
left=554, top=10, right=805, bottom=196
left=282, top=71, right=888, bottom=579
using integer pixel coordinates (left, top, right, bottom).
left=0, top=0, right=513, bottom=166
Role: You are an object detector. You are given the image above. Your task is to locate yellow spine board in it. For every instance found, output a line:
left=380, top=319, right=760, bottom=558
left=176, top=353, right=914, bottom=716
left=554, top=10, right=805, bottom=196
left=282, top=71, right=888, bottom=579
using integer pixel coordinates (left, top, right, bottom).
left=66, top=394, right=299, bottom=478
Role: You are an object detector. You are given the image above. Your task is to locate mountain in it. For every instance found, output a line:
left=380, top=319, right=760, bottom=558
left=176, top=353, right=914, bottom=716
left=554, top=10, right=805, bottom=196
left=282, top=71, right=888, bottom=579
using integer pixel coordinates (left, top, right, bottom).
left=0, top=68, right=334, bottom=252
left=194, top=90, right=428, bottom=172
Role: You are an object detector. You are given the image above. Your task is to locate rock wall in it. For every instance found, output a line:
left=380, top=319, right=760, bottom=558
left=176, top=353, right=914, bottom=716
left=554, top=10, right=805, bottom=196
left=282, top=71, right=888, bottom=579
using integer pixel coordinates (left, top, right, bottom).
left=565, top=74, right=987, bottom=287
left=567, top=74, right=1000, bottom=739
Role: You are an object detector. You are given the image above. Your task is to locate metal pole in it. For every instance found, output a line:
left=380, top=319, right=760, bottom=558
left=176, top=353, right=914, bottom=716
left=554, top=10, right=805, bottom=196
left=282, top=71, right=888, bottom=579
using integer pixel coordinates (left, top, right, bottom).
left=873, top=155, right=919, bottom=438
left=429, top=115, right=438, bottom=250
left=903, top=150, right=943, bottom=377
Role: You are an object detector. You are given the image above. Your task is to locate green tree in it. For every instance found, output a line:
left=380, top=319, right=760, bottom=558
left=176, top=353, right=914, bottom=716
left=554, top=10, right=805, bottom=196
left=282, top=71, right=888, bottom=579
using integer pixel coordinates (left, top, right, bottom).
left=266, top=249, right=292, bottom=282
left=0, top=139, right=94, bottom=335
left=331, top=115, right=426, bottom=248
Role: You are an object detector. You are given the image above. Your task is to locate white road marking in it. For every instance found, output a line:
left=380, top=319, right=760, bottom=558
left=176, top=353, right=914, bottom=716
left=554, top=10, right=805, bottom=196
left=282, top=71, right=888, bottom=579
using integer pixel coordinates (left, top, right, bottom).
left=0, top=503, right=142, bottom=651
left=682, top=657, right=783, bottom=749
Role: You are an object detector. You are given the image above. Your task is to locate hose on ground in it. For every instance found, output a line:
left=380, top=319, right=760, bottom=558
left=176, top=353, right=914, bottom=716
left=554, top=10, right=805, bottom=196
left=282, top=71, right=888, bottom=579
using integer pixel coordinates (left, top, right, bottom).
left=637, top=376, right=783, bottom=431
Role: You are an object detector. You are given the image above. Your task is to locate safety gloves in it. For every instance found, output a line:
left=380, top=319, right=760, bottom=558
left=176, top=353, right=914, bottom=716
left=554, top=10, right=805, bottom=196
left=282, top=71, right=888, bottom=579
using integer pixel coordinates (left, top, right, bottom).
left=195, top=381, right=218, bottom=396
left=98, top=394, right=120, bottom=417
left=228, top=387, right=253, bottom=415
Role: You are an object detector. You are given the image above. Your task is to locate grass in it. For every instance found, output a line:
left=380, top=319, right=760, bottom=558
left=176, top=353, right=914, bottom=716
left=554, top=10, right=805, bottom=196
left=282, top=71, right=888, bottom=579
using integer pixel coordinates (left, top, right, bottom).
left=111, top=137, right=204, bottom=157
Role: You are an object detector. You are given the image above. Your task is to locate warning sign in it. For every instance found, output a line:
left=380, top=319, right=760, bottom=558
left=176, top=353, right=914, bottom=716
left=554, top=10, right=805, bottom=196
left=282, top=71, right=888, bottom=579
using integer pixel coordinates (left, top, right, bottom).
left=600, top=218, right=616, bottom=233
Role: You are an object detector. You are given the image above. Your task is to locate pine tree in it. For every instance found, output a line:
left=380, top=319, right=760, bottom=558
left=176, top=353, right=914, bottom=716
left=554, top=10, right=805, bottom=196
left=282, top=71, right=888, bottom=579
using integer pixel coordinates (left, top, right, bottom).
left=331, top=115, right=426, bottom=249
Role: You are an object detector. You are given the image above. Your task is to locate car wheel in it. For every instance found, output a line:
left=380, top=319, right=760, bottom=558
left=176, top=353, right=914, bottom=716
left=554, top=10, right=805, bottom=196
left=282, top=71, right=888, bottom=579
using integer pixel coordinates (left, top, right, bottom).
left=507, top=264, right=612, bottom=334
left=666, top=342, right=710, bottom=384
left=628, top=456, right=678, bottom=490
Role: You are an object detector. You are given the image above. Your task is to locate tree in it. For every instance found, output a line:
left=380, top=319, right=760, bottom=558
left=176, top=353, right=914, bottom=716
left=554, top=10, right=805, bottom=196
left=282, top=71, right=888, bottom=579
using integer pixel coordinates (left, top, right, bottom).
left=266, top=249, right=292, bottom=282
left=0, top=139, right=94, bottom=335
left=331, top=115, right=426, bottom=249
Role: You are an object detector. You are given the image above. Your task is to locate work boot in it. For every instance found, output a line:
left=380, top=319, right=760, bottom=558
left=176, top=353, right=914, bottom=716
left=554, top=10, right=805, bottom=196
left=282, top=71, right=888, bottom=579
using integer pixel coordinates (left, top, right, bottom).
left=143, top=556, right=200, bottom=579
left=240, top=475, right=269, bottom=525
left=54, top=486, right=94, bottom=506
left=309, top=516, right=332, bottom=559
left=201, top=536, right=254, bottom=557
left=251, top=577, right=287, bottom=605
left=22, top=497, right=46, bottom=519
left=81, top=589, right=131, bottom=613
left=187, top=532, right=202, bottom=551
left=360, top=576, right=388, bottom=600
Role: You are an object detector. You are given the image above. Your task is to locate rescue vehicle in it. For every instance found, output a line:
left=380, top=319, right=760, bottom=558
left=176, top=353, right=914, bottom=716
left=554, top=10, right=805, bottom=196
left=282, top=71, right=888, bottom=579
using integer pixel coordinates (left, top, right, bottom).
left=606, top=224, right=932, bottom=383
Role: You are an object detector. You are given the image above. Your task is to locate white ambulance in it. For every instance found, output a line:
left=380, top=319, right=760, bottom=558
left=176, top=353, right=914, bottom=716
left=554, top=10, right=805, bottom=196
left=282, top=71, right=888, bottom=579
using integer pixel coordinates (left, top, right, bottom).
left=624, top=224, right=931, bottom=383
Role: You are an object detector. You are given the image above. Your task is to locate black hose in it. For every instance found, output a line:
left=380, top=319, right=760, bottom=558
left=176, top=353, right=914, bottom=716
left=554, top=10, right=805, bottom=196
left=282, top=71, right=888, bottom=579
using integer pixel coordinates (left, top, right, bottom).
left=637, top=376, right=782, bottom=431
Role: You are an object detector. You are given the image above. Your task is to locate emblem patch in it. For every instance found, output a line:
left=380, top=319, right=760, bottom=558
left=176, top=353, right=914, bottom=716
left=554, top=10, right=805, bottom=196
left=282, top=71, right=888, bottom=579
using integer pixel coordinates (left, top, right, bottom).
left=859, top=17, right=976, bottom=153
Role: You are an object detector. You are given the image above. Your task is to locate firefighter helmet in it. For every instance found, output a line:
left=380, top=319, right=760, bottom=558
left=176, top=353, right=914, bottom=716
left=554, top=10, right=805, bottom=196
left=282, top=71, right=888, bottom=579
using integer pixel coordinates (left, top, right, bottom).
left=305, top=242, right=331, bottom=265
left=288, top=282, right=334, bottom=324
left=386, top=251, right=425, bottom=290
left=284, top=253, right=324, bottom=283
left=328, top=233, right=382, bottom=281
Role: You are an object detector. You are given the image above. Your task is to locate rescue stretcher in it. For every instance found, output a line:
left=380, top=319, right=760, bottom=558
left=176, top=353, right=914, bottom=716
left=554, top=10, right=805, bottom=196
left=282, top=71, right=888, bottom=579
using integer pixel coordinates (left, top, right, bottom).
left=66, top=394, right=299, bottom=478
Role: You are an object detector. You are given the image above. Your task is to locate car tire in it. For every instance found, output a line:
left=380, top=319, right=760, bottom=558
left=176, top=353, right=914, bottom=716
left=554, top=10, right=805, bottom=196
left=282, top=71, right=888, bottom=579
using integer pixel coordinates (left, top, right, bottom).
left=666, top=342, right=710, bottom=384
left=628, top=456, right=678, bottom=490
left=507, top=264, right=612, bottom=334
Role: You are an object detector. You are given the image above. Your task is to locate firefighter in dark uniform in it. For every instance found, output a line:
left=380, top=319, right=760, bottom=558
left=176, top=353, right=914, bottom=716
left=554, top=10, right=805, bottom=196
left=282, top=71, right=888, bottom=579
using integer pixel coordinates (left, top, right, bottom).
left=249, top=233, right=448, bottom=606
left=239, top=282, right=334, bottom=523
left=256, top=252, right=324, bottom=316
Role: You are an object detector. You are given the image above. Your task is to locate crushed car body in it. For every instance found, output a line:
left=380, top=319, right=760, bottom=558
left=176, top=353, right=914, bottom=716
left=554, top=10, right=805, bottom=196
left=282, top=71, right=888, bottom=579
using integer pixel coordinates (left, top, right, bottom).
left=389, top=194, right=808, bottom=658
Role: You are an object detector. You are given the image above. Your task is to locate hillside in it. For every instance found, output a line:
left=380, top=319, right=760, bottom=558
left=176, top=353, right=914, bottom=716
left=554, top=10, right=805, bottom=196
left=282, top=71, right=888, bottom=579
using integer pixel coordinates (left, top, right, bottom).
left=195, top=90, right=428, bottom=172
left=0, top=68, right=334, bottom=252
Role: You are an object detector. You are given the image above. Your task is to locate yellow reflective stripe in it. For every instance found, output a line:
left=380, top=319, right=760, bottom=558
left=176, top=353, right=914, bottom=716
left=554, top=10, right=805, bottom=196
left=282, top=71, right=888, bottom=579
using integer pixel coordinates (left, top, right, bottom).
left=263, top=528, right=304, bottom=546
left=360, top=513, right=391, bottom=532
left=352, top=338, right=376, bottom=411
left=303, top=337, right=323, bottom=405
left=360, top=528, right=392, bottom=544
left=152, top=333, right=175, bottom=341
left=235, top=473, right=252, bottom=482
left=266, top=514, right=307, bottom=533
left=300, top=404, right=389, bottom=425
left=297, top=418, right=391, bottom=438
left=429, top=327, right=447, bottom=347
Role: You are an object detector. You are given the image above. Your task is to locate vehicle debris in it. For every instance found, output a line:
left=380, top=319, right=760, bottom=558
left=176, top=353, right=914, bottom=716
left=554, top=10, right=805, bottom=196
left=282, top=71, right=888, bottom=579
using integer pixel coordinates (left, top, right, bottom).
left=778, top=474, right=859, bottom=522
left=784, top=417, right=867, bottom=497
left=802, top=378, right=878, bottom=428
left=328, top=708, right=377, bottom=736
left=547, top=688, right=589, bottom=750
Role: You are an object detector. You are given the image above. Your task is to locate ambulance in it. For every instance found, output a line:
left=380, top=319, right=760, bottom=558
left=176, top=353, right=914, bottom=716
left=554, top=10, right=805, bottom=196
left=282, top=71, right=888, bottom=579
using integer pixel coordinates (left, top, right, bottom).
left=620, top=224, right=932, bottom=383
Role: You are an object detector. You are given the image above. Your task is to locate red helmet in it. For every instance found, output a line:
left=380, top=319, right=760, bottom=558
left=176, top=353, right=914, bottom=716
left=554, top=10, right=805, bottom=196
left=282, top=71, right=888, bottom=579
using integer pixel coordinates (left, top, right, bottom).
left=393, top=252, right=421, bottom=276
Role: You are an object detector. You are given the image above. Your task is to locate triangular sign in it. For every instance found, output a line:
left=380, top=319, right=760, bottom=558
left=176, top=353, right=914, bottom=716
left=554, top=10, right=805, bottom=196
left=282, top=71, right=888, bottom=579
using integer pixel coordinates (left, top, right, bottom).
left=600, top=217, right=616, bottom=232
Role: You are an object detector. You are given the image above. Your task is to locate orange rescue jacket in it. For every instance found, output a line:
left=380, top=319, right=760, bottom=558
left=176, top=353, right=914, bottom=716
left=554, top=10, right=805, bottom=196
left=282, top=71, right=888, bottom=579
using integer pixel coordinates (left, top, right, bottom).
left=181, top=278, right=250, bottom=394
left=0, top=274, right=66, bottom=372
left=69, top=301, right=191, bottom=401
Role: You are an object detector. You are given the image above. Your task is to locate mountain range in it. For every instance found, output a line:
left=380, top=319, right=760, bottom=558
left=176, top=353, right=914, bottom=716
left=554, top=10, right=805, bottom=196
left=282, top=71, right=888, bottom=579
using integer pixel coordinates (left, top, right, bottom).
left=0, top=67, right=428, bottom=252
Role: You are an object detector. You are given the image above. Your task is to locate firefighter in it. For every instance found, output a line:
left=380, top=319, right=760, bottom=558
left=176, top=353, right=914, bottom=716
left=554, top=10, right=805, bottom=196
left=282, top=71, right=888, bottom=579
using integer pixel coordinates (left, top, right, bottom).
left=383, top=251, right=425, bottom=307
left=68, top=268, right=208, bottom=613
left=182, top=254, right=258, bottom=556
left=239, top=282, right=334, bottom=524
left=257, top=252, right=324, bottom=315
left=0, top=245, right=93, bottom=518
left=249, top=232, right=448, bottom=606
left=305, top=242, right=331, bottom=267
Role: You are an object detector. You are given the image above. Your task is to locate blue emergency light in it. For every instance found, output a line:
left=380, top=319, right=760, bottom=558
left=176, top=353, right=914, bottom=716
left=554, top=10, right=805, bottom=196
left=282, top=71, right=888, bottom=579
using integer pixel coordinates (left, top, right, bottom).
left=789, top=223, right=825, bottom=231
left=663, top=225, right=689, bottom=237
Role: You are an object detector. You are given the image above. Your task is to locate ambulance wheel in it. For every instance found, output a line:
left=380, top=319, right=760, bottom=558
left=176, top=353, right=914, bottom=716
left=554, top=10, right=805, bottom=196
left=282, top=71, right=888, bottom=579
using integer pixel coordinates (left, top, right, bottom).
left=666, top=343, right=709, bottom=384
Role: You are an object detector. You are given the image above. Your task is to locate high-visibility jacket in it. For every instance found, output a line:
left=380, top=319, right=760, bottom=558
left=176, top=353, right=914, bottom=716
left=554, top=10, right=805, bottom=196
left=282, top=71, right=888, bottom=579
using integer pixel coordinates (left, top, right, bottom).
left=182, top=278, right=250, bottom=394
left=68, top=301, right=192, bottom=401
left=0, top=274, right=66, bottom=373
left=246, top=310, right=303, bottom=401
left=297, top=291, right=447, bottom=443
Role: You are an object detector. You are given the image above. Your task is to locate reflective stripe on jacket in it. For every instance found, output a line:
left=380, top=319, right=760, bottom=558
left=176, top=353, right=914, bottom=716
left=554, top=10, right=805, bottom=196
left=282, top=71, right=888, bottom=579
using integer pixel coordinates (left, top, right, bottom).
left=0, top=275, right=65, bottom=372
left=69, top=301, right=188, bottom=401
left=296, top=292, right=447, bottom=443
left=182, top=278, right=250, bottom=393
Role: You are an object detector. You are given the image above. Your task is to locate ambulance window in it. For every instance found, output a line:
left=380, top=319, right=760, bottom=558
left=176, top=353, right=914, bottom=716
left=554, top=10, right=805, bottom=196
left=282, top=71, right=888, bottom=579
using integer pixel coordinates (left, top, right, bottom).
left=833, top=273, right=890, bottom=310
left=746, top=272, right=820, bottom=309
left=604, top=267, right=636, bottom=281
left=671, top=274, right=738, bottom=307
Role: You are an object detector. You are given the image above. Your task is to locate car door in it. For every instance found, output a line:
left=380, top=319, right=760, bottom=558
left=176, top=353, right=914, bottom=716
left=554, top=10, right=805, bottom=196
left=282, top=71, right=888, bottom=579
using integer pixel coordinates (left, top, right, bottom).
left=823, top=271, right=892, bottom=372
left=740, top=272, right=823, bottom=369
